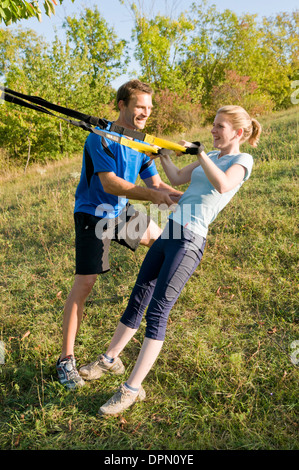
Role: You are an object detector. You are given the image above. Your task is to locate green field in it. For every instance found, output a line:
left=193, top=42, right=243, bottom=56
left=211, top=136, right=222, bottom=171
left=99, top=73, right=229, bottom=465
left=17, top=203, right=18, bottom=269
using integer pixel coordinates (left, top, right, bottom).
left=0, top=108, right=298, bottom=450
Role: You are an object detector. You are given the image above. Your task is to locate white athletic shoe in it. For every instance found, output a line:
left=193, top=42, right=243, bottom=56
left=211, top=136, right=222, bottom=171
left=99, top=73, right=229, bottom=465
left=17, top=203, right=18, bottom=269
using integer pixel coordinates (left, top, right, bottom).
left=98, top=384, right=146, bottom=416
left=79, top=354, right=125, bottom=380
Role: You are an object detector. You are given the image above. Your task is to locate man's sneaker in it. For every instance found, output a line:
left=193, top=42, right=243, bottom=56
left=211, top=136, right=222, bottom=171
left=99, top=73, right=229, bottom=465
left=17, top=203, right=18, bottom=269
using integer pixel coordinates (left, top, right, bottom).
left=79, top=354, right=125, bottom=381
left=98, top=383, right=146, bottom=416
left=56, top=355, right=85, bottom=390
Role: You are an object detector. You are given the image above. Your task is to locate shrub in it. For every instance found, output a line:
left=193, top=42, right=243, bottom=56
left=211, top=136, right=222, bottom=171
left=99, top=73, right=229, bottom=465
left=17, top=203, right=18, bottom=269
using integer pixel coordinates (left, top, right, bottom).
left=146, top=89, right=204, bottom=135
left=206, top=70, right=274, bottom=121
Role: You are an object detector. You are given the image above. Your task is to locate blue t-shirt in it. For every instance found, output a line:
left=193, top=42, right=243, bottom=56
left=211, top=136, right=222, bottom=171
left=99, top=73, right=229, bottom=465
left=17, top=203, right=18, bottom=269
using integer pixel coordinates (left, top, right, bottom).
left=170, top=151, right=253, bottom=238
left=74, top=122, right=158, bottom=218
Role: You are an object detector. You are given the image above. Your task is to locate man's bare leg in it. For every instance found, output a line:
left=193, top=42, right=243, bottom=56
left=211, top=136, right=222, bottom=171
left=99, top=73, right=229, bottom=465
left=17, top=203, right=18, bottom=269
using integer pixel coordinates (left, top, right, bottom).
left=60, top=274, right=98, bottom=359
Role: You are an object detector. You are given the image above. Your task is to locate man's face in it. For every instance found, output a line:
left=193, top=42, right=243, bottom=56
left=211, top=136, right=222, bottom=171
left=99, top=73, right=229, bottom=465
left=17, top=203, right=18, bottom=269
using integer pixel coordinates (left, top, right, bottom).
left=118, top=92, right=153, bottom=130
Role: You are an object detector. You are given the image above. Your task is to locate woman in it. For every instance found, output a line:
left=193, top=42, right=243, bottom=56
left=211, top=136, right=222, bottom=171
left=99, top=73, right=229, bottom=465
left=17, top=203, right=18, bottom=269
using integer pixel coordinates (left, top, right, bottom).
left=79, top=105, right=262, bottom=416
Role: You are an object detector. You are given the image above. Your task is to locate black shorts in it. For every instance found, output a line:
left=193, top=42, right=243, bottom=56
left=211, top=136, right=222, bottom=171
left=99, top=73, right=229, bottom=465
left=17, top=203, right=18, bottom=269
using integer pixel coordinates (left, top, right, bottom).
left=74, top=204, right=150, bottom=275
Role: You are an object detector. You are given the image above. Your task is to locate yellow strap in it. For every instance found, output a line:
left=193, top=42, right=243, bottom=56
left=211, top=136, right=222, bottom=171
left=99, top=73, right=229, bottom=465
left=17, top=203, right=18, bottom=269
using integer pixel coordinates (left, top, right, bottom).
left=119, top=136, right=159, bottom=154
left=144, top=135, right=186, bottom=152
left=101, top=131, right=185, bottom=155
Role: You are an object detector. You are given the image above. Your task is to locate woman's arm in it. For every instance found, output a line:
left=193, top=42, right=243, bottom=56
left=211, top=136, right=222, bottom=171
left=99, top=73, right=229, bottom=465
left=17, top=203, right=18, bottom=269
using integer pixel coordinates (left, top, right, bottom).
left=159, top=154, right=200, bottom=186
left=157, top=140, right=246, bottom=191
left=157, top=140, right=202, bottom=186
left=197, top=151, right=246, bottom=193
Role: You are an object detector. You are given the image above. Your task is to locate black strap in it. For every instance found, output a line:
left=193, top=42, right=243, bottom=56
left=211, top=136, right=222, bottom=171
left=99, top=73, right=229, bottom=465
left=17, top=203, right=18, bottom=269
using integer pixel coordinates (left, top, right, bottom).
left=110, top=123, right=146, bottom=141
left=2, top=90, right=60, bottom=118
left=0, top=86, right=144, bottom=140
left=0, top=86, right=135, bottom=149
left=1, top=88, right=99, bottom=133
left=0, top=85, right=107, bottom=128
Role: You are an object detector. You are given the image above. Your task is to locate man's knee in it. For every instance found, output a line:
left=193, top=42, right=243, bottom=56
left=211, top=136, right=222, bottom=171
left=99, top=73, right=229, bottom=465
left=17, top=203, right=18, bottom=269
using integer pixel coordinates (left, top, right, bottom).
left=140, top=219, right=162, bottom=247
left=73, top=274, right=98, bottom=296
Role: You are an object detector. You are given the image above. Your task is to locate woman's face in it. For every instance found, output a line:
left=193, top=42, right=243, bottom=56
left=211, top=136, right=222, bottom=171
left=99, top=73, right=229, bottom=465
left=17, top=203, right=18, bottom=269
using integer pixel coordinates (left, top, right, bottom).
left=211, top=113, right=240, bottom=153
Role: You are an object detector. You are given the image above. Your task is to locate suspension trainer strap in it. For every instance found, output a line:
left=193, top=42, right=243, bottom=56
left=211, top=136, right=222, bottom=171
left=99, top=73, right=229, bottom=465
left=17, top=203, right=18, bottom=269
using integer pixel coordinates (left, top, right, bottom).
left=0, top=85, right=107, bottom=127
left=0, top=86, right=203, bottom=154
left=0, top=86, right=159, bottom=154
left=109, top=122, right=187, bottom=153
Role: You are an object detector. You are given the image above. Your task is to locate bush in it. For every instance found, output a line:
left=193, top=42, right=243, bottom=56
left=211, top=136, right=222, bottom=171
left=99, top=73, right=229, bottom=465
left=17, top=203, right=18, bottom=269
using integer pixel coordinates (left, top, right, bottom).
left=146, top=89, right=204, bottom=135
left=206, top=70, right=274, bottom=121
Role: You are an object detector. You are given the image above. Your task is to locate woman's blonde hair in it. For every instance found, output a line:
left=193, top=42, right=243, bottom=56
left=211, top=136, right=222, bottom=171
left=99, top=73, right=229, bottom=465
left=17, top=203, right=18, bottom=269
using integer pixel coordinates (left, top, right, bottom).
left=217, top=105, right=262, bottom=147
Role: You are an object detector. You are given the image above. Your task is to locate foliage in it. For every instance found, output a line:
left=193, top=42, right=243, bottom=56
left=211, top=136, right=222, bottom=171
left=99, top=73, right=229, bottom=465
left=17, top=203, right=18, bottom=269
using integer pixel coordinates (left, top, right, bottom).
left=0, top=0, right=298, bottom=166
left=0, top=0, right=74, bottom=25
left=127, top=0, right=298, bottom=114
left=207, top=70, right=275, bottom=121
left=147, top=88, right=203, bottom=135
left=182, top=2, right=298, bottom=112
left=132, top=8, right=195, bottom=95
left=63, top=8, right=129, bottom=89
left=0, top=7, right=126, bottom=165
left=260, top=11, right=299, bottom=108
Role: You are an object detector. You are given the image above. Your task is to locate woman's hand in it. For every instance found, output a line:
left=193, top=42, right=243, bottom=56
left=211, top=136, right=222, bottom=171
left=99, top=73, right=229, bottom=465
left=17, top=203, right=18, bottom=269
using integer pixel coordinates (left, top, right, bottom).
left=176, top=140, right=201, bottom=156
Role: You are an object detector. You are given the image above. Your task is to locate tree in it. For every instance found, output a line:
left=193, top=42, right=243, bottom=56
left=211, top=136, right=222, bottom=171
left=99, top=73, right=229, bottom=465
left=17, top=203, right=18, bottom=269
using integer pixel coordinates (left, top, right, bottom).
left=181, top=1, right=298, bottom=113
left=63, top=7, right=129, bottom=97
left=260, top=11, right=299, bottom=108
left=0, top=0, right=74, bottom=25
left=132, top=11, right=194, bottom=94
left=61, top=6, right=128, bottom=125
left=207, top=70, right=274, bottom=121
left=0, top=7, right=128, bottom=166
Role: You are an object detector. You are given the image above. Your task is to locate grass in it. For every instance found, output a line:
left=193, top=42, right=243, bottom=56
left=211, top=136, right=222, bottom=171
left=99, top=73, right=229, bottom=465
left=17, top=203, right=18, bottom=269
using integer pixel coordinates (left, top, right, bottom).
left=0, top=107, right=298, bottom=451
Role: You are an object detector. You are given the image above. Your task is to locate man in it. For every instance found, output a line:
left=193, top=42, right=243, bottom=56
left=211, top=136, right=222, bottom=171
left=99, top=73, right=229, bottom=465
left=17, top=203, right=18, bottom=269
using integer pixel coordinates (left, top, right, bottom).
left=56, top=79, right=181, bottom=390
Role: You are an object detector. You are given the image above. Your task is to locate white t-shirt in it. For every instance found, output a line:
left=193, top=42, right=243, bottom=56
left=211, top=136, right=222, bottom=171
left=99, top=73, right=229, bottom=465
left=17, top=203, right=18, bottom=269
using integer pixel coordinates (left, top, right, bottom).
left=169, top=151, right=253, bottom=238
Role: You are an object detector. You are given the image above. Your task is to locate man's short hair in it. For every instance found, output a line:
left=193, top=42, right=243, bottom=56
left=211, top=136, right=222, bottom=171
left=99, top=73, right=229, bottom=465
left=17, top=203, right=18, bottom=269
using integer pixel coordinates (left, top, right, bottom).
left=116, top=79, right=153, bottom=105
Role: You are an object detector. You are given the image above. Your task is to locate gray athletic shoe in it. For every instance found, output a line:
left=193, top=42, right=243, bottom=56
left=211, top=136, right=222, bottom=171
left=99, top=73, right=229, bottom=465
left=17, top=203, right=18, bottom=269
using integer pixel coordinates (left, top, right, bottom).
left=56, top=355, right=85, bottom=390
left=98, top=383, right=146, bottom=416
left=79, top=354, right=125, bottom=381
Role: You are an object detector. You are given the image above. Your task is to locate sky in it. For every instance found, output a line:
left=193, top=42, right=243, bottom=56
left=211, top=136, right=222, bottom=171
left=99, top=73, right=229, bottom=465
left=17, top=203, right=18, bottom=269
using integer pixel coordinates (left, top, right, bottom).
left=5, top=0, right=299, bottom=89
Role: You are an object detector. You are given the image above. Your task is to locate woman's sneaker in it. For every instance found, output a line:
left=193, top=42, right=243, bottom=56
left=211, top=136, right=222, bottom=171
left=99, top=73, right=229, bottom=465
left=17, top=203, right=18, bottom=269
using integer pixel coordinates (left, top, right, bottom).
left=98, top=383, right=146, bottom=416
left=56, top=355, right=85, bottom=390
left=79, top=354, right=125, bottom=381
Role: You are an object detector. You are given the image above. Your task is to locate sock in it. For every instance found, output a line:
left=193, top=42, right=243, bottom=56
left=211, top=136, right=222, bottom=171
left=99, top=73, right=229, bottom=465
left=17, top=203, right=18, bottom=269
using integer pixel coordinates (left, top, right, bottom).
left=124, top=381, right=139, bottom=393
left=60, top=355, right=73, bottom=362
left=103, top=353, right=114, bottom=363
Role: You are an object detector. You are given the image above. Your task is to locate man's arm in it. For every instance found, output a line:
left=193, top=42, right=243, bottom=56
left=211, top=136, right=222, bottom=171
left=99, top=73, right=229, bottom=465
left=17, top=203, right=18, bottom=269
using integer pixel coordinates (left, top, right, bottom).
left=98, top=172, right=177, bottom=206
left=142, top=173, right=183, bottom=201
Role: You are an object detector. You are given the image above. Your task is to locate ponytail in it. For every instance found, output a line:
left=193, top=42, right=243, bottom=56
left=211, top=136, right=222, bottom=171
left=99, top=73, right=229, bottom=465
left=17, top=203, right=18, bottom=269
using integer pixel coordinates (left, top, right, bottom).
left=248, top=118, right=262, bottom=147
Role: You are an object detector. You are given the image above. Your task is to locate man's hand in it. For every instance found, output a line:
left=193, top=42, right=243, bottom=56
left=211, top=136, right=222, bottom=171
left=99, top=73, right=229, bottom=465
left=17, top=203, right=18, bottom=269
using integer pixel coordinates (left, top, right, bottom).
left=168, top=192, right=182, bottom=203
left=149, top=189, right=180, bottom=207
left=98, top=171, right=180, bottom=208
